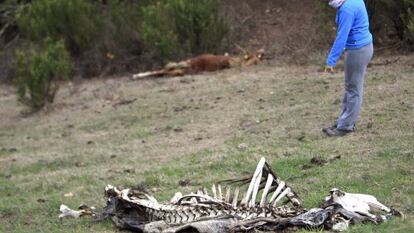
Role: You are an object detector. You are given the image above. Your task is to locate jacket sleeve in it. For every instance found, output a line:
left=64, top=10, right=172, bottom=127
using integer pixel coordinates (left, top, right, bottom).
left=326, top=8, right=354, bottom=67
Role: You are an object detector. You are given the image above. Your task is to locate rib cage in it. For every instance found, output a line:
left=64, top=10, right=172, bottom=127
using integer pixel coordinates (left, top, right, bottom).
left=104, top=158, right=303, bottom=225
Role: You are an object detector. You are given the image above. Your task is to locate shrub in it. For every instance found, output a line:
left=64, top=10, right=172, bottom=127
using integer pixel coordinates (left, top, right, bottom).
left=16, top=40, right=72, bottom=110
left=403, top=8, right=414, bottom=46
left=141, top=1, right=178, bottom=59
left=0, top=0, right=20, bottom=46
left=16, top=0, right=97, bottom=54
left=106, top=0, right=147, bottom=51
left=141, top=0, right=229, bottom=60
left=366, top=0, right=414, bottom=48
left=99, top=0, right=153, bottom=59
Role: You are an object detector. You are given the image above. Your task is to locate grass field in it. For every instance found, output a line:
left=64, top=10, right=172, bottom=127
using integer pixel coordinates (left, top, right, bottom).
left=1, top=56, right=413, bottom=232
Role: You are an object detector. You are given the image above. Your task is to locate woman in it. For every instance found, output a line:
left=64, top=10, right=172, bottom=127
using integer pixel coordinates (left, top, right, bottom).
left=323, top=0, right=374, bottom=137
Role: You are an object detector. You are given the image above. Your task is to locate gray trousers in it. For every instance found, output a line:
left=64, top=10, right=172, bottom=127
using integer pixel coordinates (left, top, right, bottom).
left=336, top=43, right=373, bottom=131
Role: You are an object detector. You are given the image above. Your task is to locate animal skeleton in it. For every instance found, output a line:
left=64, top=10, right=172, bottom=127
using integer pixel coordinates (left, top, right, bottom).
left=101, top=158, right=302, bottom=228
left=60, top=157, right=401, bottom=232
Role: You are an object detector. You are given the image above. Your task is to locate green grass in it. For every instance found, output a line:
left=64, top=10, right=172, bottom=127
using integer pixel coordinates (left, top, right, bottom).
left=0, top=57, right=413, bottom=232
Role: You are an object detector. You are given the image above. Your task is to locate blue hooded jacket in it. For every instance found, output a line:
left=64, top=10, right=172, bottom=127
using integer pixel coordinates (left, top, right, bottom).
left=326, top=0, right=373, bottom=67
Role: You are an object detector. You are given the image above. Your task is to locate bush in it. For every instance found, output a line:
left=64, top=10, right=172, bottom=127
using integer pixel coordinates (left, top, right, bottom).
left=403, top=8, right=414, bottom=46
left=141, top=0, right=229, bottom=60
left=141, top=1, right=178, bottom=59
left=366, top=0, right=414, bottom=48
left=0, top=0, right=20, bottom=46
left=12, top=0, right=228, bottom=76
left=16, top=0, right=97, bottom=54
left=105, top=0, right=147, bottom=52
left=16, top=40, right=72, bottom=110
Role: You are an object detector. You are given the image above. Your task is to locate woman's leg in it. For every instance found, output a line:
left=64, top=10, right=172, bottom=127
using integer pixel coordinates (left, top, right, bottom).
left=336, top=43, right=373, bottom=131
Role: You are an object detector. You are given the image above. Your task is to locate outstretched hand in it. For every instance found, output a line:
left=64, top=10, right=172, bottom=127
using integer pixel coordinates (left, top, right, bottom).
left=324, top=66, right=335, bottom=73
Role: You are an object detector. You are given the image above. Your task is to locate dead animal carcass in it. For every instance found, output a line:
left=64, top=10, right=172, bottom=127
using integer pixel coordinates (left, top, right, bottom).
left=60, top=157, right=401, bottom=232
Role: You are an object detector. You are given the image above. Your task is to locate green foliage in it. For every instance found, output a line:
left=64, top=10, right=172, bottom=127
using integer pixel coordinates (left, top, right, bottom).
left=0, top=0, right=18, bottom=28
left=366, top=0, right=414, bottom=48
left=16, top=0, right=97, bottom=54
left=101, top=0, right=151, bottom=55
left=13, top=0, right=156, bottom=75
left=141, top=1, right=179, bottom=58
left=16, top=40, right=72, bottom=110
left=403, top=8, right=414, bottom=45
left=141, top=0, right=229, bottom=59
left=0, top=0, right=20, bottom=44
left=104, top=0, right=147, bottom=52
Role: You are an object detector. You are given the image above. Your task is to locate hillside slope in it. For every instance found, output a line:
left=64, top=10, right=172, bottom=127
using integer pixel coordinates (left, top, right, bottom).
left=224, top=0, right=332, bottom=63
left=1, top=55, right=413, bottom=232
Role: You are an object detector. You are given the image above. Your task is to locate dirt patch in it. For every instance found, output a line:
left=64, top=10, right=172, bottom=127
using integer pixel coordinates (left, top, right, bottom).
left=302, top=155, right=341, bottom=170
left=223, top=0, right=332, bottom=64
left=0, top=211, right=18, bottom=226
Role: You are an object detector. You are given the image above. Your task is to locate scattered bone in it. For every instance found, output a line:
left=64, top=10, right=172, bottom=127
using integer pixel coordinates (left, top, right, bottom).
left=170, top=192, right=182, bottom=204
left=238, top=143, right=249, bottom=150
left=326, top=188, right=392, bottom=220
left=59, top=205, right=82, bottom=219
left=63, top=192, right=74, bottom=198
left=332, top=217, right=350, bottom=232
left=59, top=204, right=94, bottom=219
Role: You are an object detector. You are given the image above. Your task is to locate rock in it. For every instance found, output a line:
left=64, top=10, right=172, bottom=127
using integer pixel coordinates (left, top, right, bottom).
left=173, top=127, right=183, bottom=132
left=124, top=169, right=134, bottom=174
left=178, top=179, right=192, bottom=187
left=75, top=162, right=86, bottom=167
left=64, top=192, right=74, bottom=198
left=310, top=157, right=328, bottom=166
left=8, top=148, right=17, bottom=152
left=297, top=135, right=306, bottom=141
left=238, top=143, right=248, bottom=150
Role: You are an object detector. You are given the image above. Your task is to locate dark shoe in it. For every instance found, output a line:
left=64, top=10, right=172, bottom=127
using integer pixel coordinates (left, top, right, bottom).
left=323, top=128, right=353, bottom=137
left=322, top=124, right=337, bottom=134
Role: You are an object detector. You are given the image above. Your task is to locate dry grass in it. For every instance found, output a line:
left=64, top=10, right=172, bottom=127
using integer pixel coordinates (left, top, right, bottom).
left=0, top=56, right=413, bottom=233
